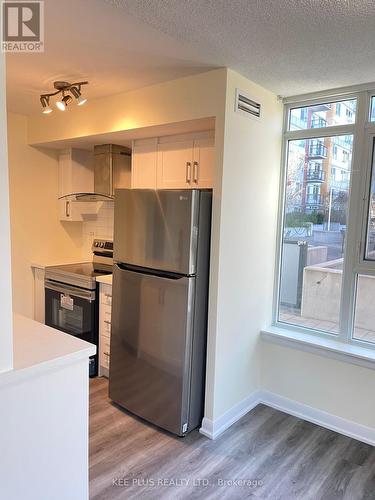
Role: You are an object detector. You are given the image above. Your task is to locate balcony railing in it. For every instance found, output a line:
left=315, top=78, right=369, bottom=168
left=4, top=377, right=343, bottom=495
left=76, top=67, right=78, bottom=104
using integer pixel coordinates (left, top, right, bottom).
left=333, top=136, right=352, bottom=150
left=331, top=179, right=350, bottom=191
left=311, top=116, right=327, bottom=128
left=308, top=141, right=327, bottom=159
left=312, top=103, right=332, bottom=112
left=306, top=194, right=323, bottom=205
left=289, top=114, right=307, bottom=130
left=307, top=169, right=325, bottom=182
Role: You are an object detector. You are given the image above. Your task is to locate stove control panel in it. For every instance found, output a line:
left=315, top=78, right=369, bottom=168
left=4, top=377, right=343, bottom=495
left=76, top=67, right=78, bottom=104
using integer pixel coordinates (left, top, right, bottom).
left=92, top=239, right=113, bottom=255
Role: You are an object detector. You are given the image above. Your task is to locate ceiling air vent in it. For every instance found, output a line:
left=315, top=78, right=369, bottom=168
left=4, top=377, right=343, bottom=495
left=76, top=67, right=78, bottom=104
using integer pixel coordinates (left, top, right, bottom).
left=235, top=89, right=261, bottom=120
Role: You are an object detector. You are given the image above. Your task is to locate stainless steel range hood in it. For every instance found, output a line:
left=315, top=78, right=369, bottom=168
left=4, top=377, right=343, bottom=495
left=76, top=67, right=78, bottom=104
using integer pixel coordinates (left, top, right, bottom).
left=92, top=144, right=131, bottom=199
left=61, top=144, right=131, bottom=202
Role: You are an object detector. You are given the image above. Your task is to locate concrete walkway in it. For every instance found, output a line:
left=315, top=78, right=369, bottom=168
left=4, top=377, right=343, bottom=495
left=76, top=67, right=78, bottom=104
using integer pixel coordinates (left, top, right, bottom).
left=279, top=310, right=375, bottom=343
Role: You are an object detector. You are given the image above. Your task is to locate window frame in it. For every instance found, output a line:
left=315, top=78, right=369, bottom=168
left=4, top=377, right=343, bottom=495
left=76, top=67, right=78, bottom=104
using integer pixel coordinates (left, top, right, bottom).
left=369, top=95, right=375, bottom=121
left=273, top=89, right=375, bottom=350
left=358, top=130, right=375, bottom=269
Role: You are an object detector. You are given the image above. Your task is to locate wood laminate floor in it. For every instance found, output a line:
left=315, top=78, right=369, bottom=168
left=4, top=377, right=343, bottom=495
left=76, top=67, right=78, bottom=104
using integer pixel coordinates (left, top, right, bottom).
left=90, top=378, right=375, bottom=500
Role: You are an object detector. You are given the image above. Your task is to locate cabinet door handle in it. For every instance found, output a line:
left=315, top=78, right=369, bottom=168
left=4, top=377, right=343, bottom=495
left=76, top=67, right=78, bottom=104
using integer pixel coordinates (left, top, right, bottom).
left=186, top=162, right=192, bottom=183
left=104, top=320, right=111, bottom=325
left=193, top=161, right=199, bottom=183
left=66, top=201, right=70, bottom=218
left=103, top=352, right=110, bottom=357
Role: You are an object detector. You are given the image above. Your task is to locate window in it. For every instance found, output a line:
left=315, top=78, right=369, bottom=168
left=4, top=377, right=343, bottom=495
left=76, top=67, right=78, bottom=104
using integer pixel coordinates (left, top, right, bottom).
left=276, top=91, right=375, bottom=351
left=289, top=99, right=356, bottom=131
left=279, top=135, right=353, bottom=333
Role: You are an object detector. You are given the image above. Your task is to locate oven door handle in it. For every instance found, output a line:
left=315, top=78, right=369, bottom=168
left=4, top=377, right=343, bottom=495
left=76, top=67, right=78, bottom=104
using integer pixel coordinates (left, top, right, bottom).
left=45, top=280, right=96, bottom=302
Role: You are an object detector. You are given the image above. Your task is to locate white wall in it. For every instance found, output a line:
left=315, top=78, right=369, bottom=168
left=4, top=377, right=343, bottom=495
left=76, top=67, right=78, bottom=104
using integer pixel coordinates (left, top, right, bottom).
left=7, top=113, right=84, bottom=318
left=261, top=342, right=375, bottom=428
left=0, top=360, right=89, bottom=500
left=0, top=54, right=13, bottom=372
left=205, top=70, right=283, bottom=420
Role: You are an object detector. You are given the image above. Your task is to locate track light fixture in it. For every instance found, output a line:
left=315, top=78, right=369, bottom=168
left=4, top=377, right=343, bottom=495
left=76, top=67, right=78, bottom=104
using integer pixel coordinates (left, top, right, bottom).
left=40, top=80, right=88, bottom=114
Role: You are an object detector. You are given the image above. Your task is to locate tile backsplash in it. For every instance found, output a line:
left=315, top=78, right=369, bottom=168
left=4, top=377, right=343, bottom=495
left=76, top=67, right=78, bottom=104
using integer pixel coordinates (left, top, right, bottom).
left=82, top=201, right=114, bottom=259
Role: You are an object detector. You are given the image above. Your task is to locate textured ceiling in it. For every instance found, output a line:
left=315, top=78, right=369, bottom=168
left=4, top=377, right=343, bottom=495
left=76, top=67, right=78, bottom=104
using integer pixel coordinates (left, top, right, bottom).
left=5, top=0, right=215, bottom=115
left=6, top=0, right=375, bottom=115
left=108, top=0, right=375, bottom=96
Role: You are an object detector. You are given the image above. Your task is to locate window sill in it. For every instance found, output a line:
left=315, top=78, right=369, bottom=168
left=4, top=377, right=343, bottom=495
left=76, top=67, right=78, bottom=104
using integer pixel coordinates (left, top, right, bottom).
left=261, top=326, right=375, bottom=370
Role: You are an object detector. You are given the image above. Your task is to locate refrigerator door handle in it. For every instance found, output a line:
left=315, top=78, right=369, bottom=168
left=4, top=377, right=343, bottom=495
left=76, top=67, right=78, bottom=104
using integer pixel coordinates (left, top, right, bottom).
left=115, top=262, right=188, bottom=280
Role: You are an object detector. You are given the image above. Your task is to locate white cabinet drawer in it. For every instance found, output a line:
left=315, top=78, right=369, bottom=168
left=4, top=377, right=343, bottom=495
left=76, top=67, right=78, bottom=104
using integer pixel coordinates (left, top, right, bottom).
left=100, top=337, right=111, bottom=370
left=100, top=284, right=112, bottom=305
left=101, top=315, right=111, bottom=338
left=102, top=294, right=112, bottom=306
left=100, top=303, right=112, bottom=317
left=101, top=354, right=110, bottom=370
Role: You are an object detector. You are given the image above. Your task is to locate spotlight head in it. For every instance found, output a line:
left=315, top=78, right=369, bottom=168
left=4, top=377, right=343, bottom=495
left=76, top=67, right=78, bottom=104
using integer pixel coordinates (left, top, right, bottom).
left=56, top=94, right=72, bottom=111
left=55, top=100, right=66, bottom=111
left=77, top=96, right=87, bottom=106
left=40, top=96, right=53, bottom=114
left=70, top=86, right=88, bottom=106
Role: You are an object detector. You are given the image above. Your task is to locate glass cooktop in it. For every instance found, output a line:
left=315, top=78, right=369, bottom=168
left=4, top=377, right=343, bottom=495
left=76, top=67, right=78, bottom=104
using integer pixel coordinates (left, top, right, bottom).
left=50, top=262, right=112, bottom=278
left=45, top=262, right=112, bottom=290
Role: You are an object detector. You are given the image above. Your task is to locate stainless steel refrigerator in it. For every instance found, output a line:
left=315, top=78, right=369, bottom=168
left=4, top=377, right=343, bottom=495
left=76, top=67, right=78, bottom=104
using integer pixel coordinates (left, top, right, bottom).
left=109, top=189, right=212, bottom=436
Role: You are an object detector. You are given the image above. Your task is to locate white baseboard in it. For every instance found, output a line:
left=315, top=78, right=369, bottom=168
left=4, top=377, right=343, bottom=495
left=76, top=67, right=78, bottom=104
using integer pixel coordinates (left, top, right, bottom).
left=261, top=390, right=375, bottom=446
left=200, top=389, right=375, bottom=446
left=200, top=390, right=262, bottom=439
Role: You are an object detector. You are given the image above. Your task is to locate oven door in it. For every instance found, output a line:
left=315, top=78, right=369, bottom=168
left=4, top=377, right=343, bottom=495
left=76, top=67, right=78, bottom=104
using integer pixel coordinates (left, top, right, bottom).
left=44, top=279, right=98, bottom=376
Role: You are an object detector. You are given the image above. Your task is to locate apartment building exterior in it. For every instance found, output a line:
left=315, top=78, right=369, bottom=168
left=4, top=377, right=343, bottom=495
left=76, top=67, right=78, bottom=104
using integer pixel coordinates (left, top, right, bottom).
left=287, top=100, right=355, bottom=223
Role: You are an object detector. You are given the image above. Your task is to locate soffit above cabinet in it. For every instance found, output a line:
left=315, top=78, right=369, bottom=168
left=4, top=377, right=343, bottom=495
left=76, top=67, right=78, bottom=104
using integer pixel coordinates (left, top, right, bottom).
left=32, top=118, right=216, bottom=151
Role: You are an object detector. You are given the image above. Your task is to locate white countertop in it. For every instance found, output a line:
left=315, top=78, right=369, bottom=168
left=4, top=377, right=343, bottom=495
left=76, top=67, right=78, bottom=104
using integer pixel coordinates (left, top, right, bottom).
left=96, top=274, right=113, bottom=285
left=31, top=260, right=85, bottom=270
left=0, top=314, right=96, bottom=388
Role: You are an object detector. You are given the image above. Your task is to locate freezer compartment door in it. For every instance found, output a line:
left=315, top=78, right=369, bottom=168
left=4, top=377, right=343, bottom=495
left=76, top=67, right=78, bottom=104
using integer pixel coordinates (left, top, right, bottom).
left=114, top=189, right=200, bottom=275
left=109, top=264, right=195, bottom=435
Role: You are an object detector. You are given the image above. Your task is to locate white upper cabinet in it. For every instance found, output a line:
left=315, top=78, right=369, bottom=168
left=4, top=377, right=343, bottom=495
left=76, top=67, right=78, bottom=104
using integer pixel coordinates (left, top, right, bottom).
left=131, top=138, right=158, bottom=189
left=131, top=131, right=215, bottom=190
left=192, top=137, right=215, bottom=189
left=58, top=148, right=94, bottom=198
left=157, top=138, right=194, bottom=189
